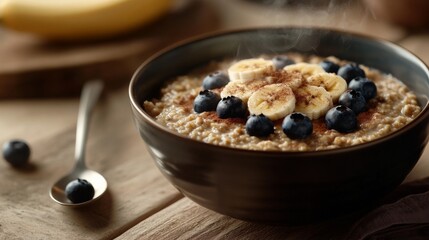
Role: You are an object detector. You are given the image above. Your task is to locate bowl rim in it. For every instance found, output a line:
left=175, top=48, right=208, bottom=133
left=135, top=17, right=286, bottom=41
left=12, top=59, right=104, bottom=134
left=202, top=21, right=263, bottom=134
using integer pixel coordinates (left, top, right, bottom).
left=129, top=26, right=429, bottom=156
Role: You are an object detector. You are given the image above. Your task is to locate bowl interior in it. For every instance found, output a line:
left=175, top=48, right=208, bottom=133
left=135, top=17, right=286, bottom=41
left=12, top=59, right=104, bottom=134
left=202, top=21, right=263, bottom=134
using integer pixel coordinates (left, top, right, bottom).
left=131, top=28, right=429, bottom=111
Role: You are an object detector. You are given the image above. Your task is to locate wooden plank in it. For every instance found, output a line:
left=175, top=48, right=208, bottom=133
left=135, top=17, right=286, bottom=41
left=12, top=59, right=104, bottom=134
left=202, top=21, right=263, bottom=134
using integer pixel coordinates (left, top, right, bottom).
left=117, top=197, right=360, bottom=240
left=0, top=88, right=182, bottom=239
left=0, top=98, right=78, bottom=143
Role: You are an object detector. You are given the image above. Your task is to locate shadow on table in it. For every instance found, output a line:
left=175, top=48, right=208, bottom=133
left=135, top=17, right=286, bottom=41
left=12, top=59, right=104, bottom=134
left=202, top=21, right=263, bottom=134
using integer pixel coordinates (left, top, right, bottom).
left=66, top=188, right=114, bottom=229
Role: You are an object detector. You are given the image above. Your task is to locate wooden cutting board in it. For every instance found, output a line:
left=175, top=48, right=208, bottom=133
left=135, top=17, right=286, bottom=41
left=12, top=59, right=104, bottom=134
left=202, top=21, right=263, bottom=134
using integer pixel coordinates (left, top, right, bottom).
left=0, top=1, right=219, bottom=98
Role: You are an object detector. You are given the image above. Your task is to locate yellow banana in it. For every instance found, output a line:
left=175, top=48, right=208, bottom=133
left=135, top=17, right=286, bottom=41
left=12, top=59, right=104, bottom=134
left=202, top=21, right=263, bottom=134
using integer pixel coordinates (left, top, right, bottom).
left=0, top=0, right=173, bottom=40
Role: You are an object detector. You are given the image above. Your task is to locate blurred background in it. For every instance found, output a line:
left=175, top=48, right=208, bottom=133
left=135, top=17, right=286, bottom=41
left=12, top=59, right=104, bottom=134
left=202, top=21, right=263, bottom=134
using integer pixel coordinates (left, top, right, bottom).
left=0, top=0, right=427, bottom=98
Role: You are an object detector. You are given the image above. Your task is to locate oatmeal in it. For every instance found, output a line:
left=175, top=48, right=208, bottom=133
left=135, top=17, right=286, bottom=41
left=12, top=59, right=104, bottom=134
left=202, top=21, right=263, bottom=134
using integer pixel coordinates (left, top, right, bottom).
left=143, top=54, right=421, bottom=151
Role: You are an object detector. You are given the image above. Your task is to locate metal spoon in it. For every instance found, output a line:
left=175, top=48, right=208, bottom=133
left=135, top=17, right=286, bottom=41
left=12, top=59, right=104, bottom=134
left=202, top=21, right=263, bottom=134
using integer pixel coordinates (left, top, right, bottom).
left=50, top=80, right=107, bottom=206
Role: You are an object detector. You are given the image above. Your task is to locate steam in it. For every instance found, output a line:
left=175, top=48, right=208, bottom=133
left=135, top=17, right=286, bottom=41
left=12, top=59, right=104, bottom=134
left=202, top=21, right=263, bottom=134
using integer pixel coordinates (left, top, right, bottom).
left=235, top=28, right=323, bottom=60
left=232, top=0, right=371, bottom=58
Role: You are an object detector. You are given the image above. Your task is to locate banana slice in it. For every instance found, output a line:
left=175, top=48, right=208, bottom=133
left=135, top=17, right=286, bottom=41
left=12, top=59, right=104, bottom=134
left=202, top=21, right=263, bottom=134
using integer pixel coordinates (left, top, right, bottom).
left=294, top=85, right=333, bottom=119
left=228, top=58, right=275, bottom=82
left=276, top=70, right=305, bottom=90
left=248, top=83, right=296, bottom=121
left=220, top=79, right=269, bottom=103
left=283, top=63, right=325, bottom=79
left=307, top=73, right=347, bottom=102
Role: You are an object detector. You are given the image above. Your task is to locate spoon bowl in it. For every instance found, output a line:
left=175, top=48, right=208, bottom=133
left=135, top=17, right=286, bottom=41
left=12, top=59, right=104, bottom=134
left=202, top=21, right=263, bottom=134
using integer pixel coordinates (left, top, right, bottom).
left=50, top=169, right=107, bottom=206
left=50, top=80, right=106, bottom=206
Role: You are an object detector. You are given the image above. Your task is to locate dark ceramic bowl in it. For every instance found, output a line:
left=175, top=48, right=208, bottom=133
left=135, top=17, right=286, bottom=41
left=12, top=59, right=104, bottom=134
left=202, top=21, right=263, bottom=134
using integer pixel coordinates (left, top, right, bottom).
left=129, top=27, right=429, bottom=224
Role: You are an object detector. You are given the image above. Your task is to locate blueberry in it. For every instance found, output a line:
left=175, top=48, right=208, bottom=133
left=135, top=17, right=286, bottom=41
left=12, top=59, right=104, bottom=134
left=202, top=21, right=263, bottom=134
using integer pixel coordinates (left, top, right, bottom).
left=2, top=140, right=31, bottom=167
left=194, top=90, right=221, bottom=113
left=216, top=96, right=247, bottom=119
left=272, top=56, right=295, bottom=70
left=348, top=77, right=377, bottom=100
left=338, top=89, right=367, bottom=114
left=202, top=71, right=229, bottom=90
left=320, top=60, right=340, bottom=74
left=246, top=114, right=274, bottom=137
left=325, top=105, right=358, bottom=133
left=337, top=63, right=366, bottom=83
left=282, top=112, right=313, bottom=139
left=65, top=178, right=95, bottom=204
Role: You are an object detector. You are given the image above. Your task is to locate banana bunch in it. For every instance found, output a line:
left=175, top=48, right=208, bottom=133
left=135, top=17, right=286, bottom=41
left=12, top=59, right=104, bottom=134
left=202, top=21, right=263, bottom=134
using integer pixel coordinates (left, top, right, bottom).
left=221, top=58, right=347, bottom=121
left=0, top=0, right=173, bottom=40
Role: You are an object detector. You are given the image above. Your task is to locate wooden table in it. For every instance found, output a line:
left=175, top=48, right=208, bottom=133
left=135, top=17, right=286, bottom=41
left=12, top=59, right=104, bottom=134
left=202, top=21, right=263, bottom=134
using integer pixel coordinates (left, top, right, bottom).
left=1, top=0, right=428, bottom=239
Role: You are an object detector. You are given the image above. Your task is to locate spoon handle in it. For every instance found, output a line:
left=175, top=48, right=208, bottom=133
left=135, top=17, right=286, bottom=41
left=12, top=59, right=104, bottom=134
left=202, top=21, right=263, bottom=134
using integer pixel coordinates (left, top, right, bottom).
left=74, top=80, right=104, bottom=170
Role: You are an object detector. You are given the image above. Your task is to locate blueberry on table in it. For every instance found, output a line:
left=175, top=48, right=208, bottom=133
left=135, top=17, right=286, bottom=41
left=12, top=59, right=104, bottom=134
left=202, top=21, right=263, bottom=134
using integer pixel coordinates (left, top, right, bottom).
left=216, top=96, right=247, bottom=119
left=246, top=114, right=275, bottom=137
left=65, top=179, right=95, bottom=204
left=2, top=140, right=31, bottom=167
left=338, top=90, right=367, bottom=114
left=348, top=77, right=377, bottom=100
left=202, top=71, right=230, bottom=90
left=320, top=60, right=340, bottom=74
left=272, top=56, right=295, bottom=70
left=194, top=90, right=221, bottom=113
left=337, top=63, right=366, bottom=83
left=325, top=105, right=358, bottom=133
left=282, top=112, right=313, bottom=139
